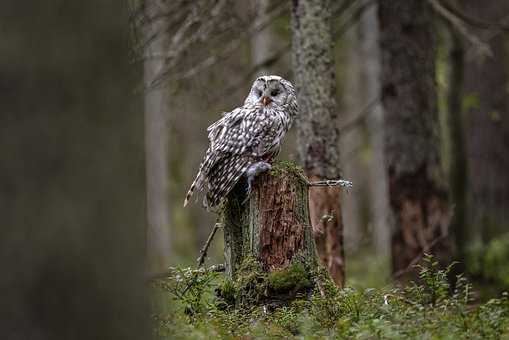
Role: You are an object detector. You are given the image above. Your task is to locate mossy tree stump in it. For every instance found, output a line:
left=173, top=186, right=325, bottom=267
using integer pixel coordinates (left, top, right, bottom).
left=218, top=162, right=324, bottom=308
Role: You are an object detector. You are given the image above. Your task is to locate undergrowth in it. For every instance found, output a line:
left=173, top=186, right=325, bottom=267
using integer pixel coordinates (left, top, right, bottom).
left=152, top=255, right=509, bottom=339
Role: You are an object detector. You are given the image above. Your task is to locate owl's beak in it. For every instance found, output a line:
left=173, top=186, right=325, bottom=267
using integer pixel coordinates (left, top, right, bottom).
left=261, top=96, right=272, bottom=106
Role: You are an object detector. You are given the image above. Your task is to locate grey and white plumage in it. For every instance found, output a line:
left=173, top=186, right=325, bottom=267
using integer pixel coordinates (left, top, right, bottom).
left=184, top=75, right=298, bottom=208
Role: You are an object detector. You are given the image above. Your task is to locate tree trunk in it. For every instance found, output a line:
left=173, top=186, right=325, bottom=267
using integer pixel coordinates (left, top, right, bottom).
left=359, top=0, right=390, bottom=257
left=291, top=0, right=345, bottom=286
left=463, top=0, right=509, bottom=242
left=144, top=0, right=172, bottom=273
left=219, top=163, right=320, bottom=307
left=251, top=0, right=275, bottom=75
left=379, top=0, right=452, bottom=279
left=341, top=22, right=366, bottom=252
left=446, top=28, right=468, bottom=266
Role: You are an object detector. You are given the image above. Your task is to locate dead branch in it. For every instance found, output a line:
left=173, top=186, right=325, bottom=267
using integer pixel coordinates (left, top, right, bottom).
left=437, top=0, right=509, bottom=32
left=308, top=179, right=353, bottom=189
left=392, top=234, right=448, bottom=279
left=196, top=223, right=221, bottom=267
left=428, top=0, right=492, bottom=58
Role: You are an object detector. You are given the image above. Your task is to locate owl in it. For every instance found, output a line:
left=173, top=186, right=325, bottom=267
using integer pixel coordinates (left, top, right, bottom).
left=184, top=75, right=298, bottom=208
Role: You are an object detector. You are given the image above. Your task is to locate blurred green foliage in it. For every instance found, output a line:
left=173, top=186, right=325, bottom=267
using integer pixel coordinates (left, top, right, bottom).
left=467, top=232, right=509, bottom=291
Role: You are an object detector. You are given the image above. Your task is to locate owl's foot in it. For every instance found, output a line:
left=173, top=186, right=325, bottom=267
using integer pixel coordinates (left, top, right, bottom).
left=244, top=161, right=272, bottom=203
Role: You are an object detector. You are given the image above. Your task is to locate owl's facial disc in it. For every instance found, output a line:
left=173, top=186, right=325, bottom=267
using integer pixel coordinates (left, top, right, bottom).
left=245, top=76, right=290, bottom=107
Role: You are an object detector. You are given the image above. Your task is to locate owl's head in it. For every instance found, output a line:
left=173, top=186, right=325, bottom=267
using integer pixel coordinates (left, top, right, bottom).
left=244, top=75, right=298, bottom=116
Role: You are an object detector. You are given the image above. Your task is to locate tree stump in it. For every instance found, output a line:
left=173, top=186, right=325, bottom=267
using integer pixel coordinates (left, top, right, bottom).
left=217, top=162, right=324, bottom=308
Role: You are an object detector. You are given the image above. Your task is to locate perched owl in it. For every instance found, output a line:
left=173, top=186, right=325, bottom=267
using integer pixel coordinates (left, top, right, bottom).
left=184, top=75, right=298, bottom=208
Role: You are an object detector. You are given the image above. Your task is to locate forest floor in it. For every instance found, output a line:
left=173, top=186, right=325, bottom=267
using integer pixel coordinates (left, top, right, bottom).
left=151, top=254, right=509, bottom=339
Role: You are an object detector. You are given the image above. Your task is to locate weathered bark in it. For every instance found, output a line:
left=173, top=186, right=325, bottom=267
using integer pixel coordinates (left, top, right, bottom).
left=223, top=164, right=317, bottom=278
left=463, top=0, right=509, bottom=241
left=292, top=0, right=345, bottom=286
left=359, top=0, right=390, bottom=257
left=379, top=0, right=452, bottom=278
left=220, top=163, right=320, bottom=306
left=144, top=0, right=172, bottom=273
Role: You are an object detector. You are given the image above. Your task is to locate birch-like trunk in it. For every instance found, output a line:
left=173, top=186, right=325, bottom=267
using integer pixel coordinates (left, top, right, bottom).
left=359, top=1, right=390, bottom=256
left=341, top=23, right=365, bottom=252
left=251, top=0, right=275, bottom=75
left=144, top=0, right=171, bottom=272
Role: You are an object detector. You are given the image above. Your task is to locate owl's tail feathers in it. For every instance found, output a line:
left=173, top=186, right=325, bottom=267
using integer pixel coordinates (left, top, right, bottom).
left=184, top=151, right=216, bottom=207
left=184, top=170, right=202, bottom=207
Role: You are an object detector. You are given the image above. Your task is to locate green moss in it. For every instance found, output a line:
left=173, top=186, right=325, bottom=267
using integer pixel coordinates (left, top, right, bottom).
left=229, top=256, right=268, bottom=307
left=269, top=160, right=307, bottom=183
left=216, top=256, right=320, bottom=308
left=268, top=263, right=312, bottom=293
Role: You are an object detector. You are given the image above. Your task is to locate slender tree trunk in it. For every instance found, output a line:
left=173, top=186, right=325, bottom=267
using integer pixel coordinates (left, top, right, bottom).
left=379, top=0, right=452, bottom=279
left=144, top=0, right=171, bottom=273
left=251, top=0, right=275, bottom=75
left=292, top=0, right=345, bottom=286
left=341, top=23, right=365, bottom=252
left=463, top=0, right=509, bottom=242
left=359, top=0, right=390, bottom=257
left=446, top=28, right=468, bottom=265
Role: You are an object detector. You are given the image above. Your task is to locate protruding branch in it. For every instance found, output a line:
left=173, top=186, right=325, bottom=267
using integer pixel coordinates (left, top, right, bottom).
left=196, top=223, right=221, bottom=267
left=308, top=179, right=353, bottom=189
left=428, top=0, right=492, bottom=58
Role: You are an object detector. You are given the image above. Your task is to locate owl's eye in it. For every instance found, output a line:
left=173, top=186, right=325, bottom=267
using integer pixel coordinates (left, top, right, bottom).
left=271, top=89, right=279, bottom=96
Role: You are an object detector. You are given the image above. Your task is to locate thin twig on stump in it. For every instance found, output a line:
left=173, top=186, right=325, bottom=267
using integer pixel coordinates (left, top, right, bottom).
left=197, top=223, right=221, bottom=267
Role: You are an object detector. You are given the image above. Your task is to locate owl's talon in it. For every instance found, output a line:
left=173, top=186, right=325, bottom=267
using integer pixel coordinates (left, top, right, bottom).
left=243, top=161, right=272, bottom=203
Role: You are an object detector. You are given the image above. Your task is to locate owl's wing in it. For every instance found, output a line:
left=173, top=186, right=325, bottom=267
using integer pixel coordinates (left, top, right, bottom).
left=207, top=107, right=244, bottom=150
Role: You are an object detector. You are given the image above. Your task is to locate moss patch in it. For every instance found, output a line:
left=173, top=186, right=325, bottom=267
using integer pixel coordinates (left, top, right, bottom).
left=216, top=256, right=321, bottom=309
left=268, top=263, right=312, bottom=293
left=269, top=161, right=307, bottom=184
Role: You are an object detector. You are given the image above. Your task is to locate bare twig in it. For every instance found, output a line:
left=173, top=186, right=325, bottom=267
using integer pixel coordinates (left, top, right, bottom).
left=465, top=13, right=509, bottom=61
left=308, top=179, right=353, bottom=189
left=437, top=0, right=509, bottom=32
left=392, top=234, right=448, bottom=279
left=197, top=223, right=221, bottom=267
left=428, top=0, right=492, bottom=58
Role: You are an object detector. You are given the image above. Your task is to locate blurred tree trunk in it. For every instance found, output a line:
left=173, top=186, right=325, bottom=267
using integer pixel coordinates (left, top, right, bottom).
left=144, top=0, right=171, bottom=273
left=359, top=0, right=390, bottom=257
left=463, top=0, right=509, bottom=242
left=0, top=1, right=149, bottom=338
left=251, top=0, right=275, bottom=75
left=341, top=23, right=365, bottom=252
left=446, top=28, right=468, bottom=265
left=292, top=0, right=345, bottom=286
left=379, top=0, right=452, bottom=278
